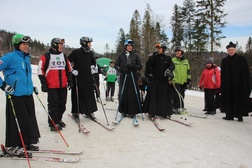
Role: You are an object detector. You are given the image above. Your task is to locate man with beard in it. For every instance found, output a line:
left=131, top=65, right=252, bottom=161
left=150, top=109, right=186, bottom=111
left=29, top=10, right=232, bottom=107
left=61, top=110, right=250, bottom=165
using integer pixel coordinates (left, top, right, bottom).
left=143, top=43, right=175, bottom=118
left=68, top=36, right=98, bottom=121
left=221, top=42, right=251, bottom=122
left=115, top=39, right=142, bottom=118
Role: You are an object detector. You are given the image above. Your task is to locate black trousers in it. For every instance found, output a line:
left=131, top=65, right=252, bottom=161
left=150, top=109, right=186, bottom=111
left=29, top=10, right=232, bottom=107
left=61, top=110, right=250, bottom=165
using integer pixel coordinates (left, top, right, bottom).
left=205, top=88, right=216, bottom=112
left=6, top=95, right=40, bottom=147
left=106, top=82, right=115, bottom=97
left=47, top=88, right=67, bottom=127
left=172, top=83, right=186, bottom=109
left=93, top=79, right=100, bottom=99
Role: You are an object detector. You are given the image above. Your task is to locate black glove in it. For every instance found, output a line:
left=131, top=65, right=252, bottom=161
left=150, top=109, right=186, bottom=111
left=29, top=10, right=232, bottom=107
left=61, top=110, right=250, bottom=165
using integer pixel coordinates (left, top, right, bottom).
left=125, top=64, right=133, bottom=70
left=123, top=68, right=129, bottom=74
left=132, top=64, right=137, bottom=71
left=67, top=72, right=73, bottom=90
left=187, top=79, right=191, bottom=85
left=33, top=86, right=39, bottom=95
left=41, top=84, right=48, bottom=92
left=1, top=82, right=14, bottom=94
left=68, top=82, right=73, bottom=90
left=164, top=69, right=174, bottom=80
left=38, top=75, right=48, bottom=92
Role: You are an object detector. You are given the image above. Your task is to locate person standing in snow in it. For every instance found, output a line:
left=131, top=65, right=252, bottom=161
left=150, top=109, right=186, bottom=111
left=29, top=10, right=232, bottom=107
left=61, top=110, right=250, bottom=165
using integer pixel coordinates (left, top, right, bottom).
left=38, top=38, right=73, bottom=131
left=0, top=34, right=40, bottom=152
left=115, top=39, right=142, bottom=118
left=221, top=42, right=251, bottom=122
left=104, top=60, right=117, bottom=102
left=143, top=43, right=175, bottom=118
left=171, top=46, right=191, bottom=114
left=68, top=36, right=98, bottom=121
left=198, top=59, right=221, bottom=115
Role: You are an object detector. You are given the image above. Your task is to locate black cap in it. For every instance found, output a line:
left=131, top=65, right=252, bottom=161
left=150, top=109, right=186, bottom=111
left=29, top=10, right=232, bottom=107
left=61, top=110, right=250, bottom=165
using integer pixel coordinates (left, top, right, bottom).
left=226, top=42, right=236, bottom=49
left=206, top=59, right=213, bottom=64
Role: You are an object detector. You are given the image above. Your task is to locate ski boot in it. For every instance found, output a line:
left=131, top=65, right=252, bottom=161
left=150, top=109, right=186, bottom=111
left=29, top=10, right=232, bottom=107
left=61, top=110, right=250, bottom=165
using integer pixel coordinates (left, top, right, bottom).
left=1, top=144, right=13, bottom=157
left=58, top=120, right=66, bottom=128
left=26, top=144, right=39, bottom=151
left=50, top=124, right=63, bottom=131
left=110, top=97, right=114, bottom=102
left=2, top=145, right=32, bottom=158
left=72, top=114, right=80, bottom=123
left=86, top=113, right=96, bottom=120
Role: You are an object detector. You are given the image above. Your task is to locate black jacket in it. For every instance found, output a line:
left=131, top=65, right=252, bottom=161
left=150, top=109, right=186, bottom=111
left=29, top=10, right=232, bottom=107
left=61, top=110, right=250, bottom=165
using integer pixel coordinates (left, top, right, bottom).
left=115, top=50, right=142, bottom=74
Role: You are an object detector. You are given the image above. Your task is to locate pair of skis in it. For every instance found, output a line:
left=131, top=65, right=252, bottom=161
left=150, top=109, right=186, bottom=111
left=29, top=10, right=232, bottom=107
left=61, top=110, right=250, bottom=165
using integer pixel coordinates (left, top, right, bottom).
left=67, top=114, right=90, bottom=133
left=68, top=114, right=115, bottom=132
left=0, top=144, right=81, bottom=163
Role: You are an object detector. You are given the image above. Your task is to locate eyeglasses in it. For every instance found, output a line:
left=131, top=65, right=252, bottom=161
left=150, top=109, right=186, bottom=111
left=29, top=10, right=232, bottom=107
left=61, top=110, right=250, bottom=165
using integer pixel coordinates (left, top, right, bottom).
left=21, top=36, right=32, bottom=43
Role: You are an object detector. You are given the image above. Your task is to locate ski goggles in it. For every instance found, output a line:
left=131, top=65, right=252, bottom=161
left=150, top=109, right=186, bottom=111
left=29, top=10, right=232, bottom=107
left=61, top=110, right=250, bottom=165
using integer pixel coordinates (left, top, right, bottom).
left=21, top=36, right=32, bottom=43
left=53, top=38, right=65, bottom=44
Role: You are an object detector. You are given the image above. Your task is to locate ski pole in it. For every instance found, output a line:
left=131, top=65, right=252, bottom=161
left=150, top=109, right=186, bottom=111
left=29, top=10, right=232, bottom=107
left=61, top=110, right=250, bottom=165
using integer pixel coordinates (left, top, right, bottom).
left=92, top=75, right=110, bottom=126
left=74, top=76, right=82, bottom=132
left=115, top=74, right=127, bottom=120
left=130, top=72, right=144, bottom=120
left=34, top=90, right=69, bottom=147
left=8, top=94, right=32, bottom=168
left=172, top=82, right=187, bottom=117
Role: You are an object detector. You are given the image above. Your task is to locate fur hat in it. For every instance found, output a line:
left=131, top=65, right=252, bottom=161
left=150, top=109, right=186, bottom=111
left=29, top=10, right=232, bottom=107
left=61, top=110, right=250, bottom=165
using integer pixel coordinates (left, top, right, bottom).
left=226, top=42, right=236, bottom=49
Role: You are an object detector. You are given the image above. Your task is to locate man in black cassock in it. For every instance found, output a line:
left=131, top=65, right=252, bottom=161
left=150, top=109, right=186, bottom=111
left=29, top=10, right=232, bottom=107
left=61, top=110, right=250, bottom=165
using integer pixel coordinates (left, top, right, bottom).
left=143, top=43, right=175, bottom=118
left=68, top=36, right=98, bottom=121
left=115, top=39, right=142, bottom=118
left=221, top=42, right=251, bottom=122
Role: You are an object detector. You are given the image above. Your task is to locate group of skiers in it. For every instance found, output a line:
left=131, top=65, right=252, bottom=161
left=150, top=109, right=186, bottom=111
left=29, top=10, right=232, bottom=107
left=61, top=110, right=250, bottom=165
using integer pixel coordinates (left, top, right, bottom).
left=0, top=33, right=251, bottom=158
left=114, top=40, right=193, bottom=121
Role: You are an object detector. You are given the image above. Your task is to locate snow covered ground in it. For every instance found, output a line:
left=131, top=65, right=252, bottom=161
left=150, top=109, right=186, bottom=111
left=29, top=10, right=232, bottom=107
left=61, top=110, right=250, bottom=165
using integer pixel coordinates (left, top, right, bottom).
left=0, top=65, right=252, bottom=168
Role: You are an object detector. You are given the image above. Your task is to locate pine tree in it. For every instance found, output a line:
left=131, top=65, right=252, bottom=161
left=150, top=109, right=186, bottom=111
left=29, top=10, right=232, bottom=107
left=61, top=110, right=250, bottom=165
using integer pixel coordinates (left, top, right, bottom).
left=191, top=18, right=208, bottom=53
left=129, top=10, right=142, bottom=53
left=115, top=28, right=126, bottom=56
left=196, top=0, right=227, bottom=52
left=181, top=0, right=196, bottom=52
left=246, top=37, right=252, bottom=53
left=142, top=5, right=154, bottom=63
left=170, top=4, right=184, bottom=49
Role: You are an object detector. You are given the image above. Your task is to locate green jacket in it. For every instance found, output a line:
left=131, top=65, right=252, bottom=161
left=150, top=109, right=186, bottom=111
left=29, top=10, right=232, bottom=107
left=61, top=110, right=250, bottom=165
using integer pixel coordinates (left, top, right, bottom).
left=172, top=56, right=191, bottom=85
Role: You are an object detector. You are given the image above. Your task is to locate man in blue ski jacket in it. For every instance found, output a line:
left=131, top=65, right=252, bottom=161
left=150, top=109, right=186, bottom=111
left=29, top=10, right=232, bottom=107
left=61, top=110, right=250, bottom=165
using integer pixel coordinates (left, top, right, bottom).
left=0, top=34, right=40, bottom=157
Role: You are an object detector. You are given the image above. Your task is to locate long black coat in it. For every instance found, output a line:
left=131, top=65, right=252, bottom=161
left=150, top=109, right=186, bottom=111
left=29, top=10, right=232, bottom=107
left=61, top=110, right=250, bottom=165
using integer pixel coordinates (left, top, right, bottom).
left=68, top=47, right=97, bottom=115
left=115, top=51, right=142, bottom=116
left=221, top=53, right=251, bottom=117
left=143, top=52, right=175, bottom=117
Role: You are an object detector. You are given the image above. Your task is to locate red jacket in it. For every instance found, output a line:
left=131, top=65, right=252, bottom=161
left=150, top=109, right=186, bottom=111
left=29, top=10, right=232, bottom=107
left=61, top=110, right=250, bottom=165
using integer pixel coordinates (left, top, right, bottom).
left=198, top=66, right=221, bottom=89
left=38, top=49, right=72, bottom=88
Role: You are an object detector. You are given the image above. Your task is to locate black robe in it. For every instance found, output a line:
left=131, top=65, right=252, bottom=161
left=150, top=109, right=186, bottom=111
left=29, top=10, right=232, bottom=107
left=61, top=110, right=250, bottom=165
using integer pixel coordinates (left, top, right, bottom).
left=143, top=52, right=175, bottom=117
left=115, top=51, right=142, bottom=116
left=68, top=47, right=97, bottom=115
left=6, top=95, right=40, bottom=147
left=221, top=53, right=251, bottom=117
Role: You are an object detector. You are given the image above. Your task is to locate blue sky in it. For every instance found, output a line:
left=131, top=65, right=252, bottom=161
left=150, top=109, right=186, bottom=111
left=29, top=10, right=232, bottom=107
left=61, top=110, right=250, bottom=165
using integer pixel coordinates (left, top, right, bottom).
left=0, top=0, right=251, bottom=54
